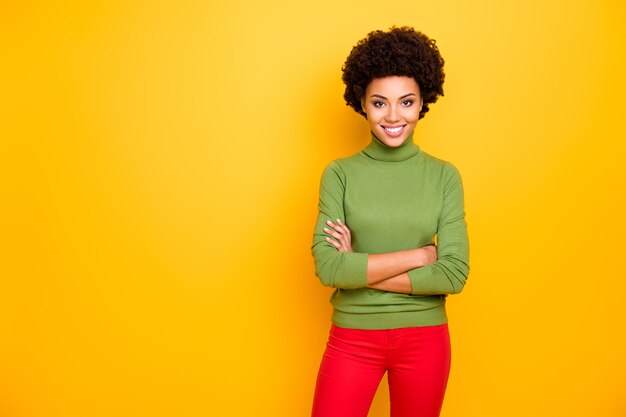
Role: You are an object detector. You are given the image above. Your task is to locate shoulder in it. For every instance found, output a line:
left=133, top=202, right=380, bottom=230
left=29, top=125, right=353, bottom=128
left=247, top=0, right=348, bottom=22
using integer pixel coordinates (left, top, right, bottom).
left=318, top=159, right=347, bottom=190
left=320, top=158, right=344, bottom=175
left=320, top=151, right=361, bottom=176
left=418, top=149, right=463, bottom=178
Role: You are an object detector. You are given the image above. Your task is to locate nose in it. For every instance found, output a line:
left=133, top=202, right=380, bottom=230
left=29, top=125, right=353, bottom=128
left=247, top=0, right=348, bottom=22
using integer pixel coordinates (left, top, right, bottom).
left=385, top=104, right=400, bottom=123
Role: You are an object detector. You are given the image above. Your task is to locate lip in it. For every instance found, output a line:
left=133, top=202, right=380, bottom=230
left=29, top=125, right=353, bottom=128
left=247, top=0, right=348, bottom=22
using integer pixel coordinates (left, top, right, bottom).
left=381, top=124, right=407, bottom=138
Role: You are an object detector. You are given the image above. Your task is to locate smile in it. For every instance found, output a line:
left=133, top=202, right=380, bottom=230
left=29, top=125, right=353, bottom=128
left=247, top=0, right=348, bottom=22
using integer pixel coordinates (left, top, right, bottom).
left=382, top=125, right=406, bottom=137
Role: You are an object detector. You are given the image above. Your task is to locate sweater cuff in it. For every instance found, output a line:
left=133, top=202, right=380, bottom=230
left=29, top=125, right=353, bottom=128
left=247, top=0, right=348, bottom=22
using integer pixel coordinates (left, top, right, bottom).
left=407, top=265, right=438, bottom=294
left=341, top=252, right=369, bottom=288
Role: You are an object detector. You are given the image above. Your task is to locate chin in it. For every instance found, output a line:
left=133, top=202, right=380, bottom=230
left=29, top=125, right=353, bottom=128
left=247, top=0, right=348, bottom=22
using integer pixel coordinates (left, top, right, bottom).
left=383, top=138, right=406, bottom=147
left=377, top=131, right=411, bottom=147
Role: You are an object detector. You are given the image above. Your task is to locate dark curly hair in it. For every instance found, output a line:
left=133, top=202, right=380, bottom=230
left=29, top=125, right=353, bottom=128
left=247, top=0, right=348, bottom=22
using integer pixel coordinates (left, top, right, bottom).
left=341, top=26, right=445, bottom=120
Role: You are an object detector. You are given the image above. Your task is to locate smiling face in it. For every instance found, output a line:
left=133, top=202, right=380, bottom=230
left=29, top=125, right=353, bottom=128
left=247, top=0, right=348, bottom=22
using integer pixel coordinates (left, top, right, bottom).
left=360, top=76, right=423, bottom=147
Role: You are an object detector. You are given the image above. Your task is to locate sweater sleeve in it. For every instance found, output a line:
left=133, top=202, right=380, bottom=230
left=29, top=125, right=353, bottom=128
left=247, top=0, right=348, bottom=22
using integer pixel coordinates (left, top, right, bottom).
left=407, top=161, right=470, bottom=295
left=311, top=160, right=369, bottom=289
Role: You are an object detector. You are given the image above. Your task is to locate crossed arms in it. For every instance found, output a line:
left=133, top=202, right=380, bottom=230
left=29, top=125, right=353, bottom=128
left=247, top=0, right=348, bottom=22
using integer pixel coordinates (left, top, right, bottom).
left=310, top=160, right=469, bottom=296
left=321, top=217, right=437, bottom=294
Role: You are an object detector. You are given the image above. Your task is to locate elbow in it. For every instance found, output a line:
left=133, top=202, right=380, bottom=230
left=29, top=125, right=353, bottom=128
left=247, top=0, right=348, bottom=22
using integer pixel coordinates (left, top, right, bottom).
left=314, top=256, right=337, bottom=288
left=311, top=249, right=368, bottom=290
left=449, top=281, right=465, bottom=295
left=312, top=244, right=336, bottom=288
left=314, top=268, right=336, bottom=289
left=435, top=256, right=468, bottom=295
left=312, top=251, right=340, bottom=288
left=449, top=263, right=469, bottom=295
left=313, top=264, right=355, bottom=289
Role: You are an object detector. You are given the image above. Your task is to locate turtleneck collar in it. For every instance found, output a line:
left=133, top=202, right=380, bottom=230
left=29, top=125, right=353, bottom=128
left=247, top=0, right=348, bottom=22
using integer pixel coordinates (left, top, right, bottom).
left=361, top=130, right=421, bottom=162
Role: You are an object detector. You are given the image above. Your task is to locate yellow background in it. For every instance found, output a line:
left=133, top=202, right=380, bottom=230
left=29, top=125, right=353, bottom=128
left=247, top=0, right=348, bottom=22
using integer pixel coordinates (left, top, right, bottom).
left=1, top=1, right=625, bottom=416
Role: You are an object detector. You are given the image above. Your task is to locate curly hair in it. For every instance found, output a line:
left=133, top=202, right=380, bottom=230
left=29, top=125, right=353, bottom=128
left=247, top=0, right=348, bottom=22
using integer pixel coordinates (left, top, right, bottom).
left=341, top=26, right=445, bottom=120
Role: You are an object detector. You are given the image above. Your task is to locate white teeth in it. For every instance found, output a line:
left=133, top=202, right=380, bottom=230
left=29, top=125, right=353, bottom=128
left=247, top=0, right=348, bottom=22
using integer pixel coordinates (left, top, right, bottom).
left=385, top=126, right=402, bottom=133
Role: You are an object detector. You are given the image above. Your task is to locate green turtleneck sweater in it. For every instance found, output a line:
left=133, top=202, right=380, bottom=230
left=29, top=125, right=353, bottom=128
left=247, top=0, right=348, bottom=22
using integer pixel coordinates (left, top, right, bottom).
left=311, top=131, right=470, bottom=330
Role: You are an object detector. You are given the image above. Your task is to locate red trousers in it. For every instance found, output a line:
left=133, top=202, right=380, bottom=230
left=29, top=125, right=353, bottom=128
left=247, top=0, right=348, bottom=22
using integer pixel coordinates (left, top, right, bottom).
left=311, top=322, right=451, bottom=417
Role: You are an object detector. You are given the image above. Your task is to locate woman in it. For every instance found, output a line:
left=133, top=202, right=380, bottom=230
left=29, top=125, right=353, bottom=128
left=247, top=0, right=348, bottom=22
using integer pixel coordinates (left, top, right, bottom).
left=310, top=26, right=470, bottom=417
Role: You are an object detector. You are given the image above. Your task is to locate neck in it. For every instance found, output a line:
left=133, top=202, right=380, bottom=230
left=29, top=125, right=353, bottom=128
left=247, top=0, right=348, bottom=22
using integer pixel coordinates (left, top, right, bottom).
left=361, top=131, right=420, bottom=162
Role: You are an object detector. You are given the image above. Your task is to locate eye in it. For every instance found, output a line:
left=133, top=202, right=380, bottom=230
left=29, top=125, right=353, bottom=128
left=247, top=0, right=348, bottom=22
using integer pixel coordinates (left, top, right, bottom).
left=402, top=100, right=414, bottom=106
left=373, top=101, right=385, bottom=108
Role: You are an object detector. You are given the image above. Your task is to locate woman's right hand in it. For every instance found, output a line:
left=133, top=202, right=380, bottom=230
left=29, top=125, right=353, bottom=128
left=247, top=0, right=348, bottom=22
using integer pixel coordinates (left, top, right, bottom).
left=420, top=244, right=438, bottom=266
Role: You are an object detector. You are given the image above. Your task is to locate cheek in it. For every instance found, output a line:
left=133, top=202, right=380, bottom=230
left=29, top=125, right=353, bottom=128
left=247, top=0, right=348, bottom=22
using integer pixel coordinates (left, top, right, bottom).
left=405, top=108, right=420, bottom=122
left=368, top=118, right=381, bottom=129
left=365, top=108, right=383, bottom=123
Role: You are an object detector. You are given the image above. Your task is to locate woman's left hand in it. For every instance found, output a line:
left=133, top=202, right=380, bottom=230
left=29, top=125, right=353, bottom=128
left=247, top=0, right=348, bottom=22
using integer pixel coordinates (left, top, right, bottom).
left=323, top=218, right=353, bottom=252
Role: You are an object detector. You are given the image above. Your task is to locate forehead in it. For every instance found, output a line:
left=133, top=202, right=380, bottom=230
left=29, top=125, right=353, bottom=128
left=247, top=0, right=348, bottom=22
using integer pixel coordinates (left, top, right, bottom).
left=366, top=76, right=420, bottom=96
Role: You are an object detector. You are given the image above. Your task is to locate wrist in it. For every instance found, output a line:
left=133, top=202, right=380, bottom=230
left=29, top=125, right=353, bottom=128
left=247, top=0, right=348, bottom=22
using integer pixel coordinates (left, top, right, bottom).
left=414, top=247, right=427, bottom=268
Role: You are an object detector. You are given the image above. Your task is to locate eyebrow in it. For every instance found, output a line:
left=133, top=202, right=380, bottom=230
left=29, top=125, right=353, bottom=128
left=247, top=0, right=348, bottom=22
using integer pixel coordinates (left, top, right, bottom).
left=370, top=93, right=417, bottom=100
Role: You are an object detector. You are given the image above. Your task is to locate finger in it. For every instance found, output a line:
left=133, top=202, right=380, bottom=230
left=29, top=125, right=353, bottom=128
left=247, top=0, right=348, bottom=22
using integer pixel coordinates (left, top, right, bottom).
left=337, top=219, right=350, bottom=233
left=334, top=218, right=348, bottom=230
left=326, top=219, right=344, bottom=232
left=323, top=227, right=343, bottom=241
left=335, top=222, right=351, bottom=247
left=333, top=219, right=352, bottom=249
left=324, top=223, right=346, bottom=241
left=325, top=236, right=340, bottom=249
left=334, top=218, right=351, bottom=236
